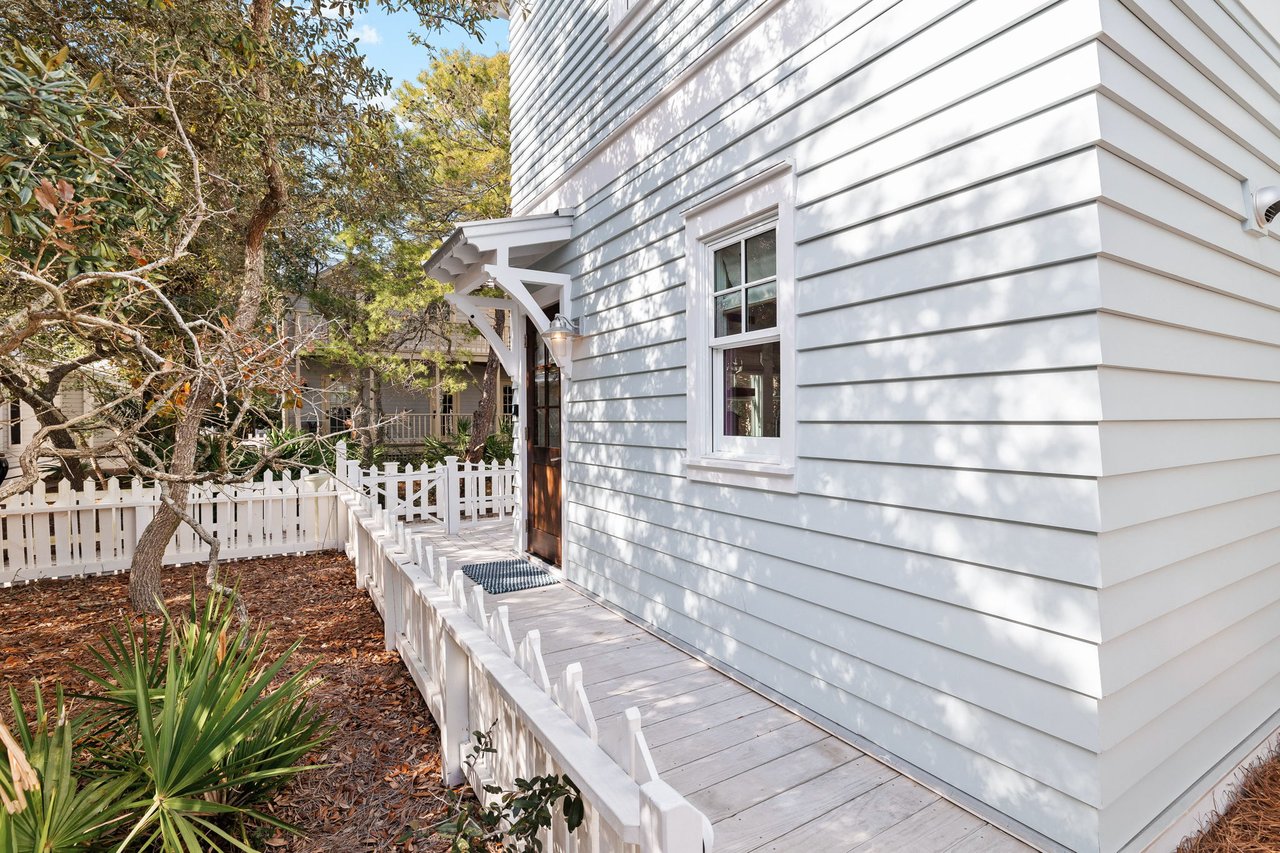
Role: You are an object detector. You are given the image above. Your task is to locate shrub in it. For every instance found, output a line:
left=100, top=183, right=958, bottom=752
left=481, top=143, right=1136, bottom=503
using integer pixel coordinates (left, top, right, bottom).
left=0, top=591, right=329, bottom=852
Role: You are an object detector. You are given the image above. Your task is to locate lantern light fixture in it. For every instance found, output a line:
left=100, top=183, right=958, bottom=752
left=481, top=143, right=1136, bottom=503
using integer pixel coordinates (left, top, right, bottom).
left=543, top=313, right=579, bottom=367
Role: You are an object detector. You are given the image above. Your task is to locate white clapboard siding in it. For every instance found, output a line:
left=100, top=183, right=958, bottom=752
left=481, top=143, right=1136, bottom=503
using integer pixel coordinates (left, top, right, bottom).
left=1089, top=1, right=1280, bottom=849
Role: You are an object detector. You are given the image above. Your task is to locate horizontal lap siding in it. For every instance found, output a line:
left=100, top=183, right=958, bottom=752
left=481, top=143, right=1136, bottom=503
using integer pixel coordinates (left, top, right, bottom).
left=1091, top=1, right=1280, bottom=851
left=508, top=0, right=763, bottom=212
left=511, top=2, right=1117, bottom=850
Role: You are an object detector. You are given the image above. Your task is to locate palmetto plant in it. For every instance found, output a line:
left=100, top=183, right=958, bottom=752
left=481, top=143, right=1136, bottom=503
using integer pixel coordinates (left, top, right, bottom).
left=0, top=592, right=330, bottom=852
left=0, top=687, right=135, bottom=853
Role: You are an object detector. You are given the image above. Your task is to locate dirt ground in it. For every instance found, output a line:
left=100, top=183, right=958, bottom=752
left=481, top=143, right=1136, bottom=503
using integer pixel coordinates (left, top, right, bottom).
left=0, top=552, right=459, bottom=851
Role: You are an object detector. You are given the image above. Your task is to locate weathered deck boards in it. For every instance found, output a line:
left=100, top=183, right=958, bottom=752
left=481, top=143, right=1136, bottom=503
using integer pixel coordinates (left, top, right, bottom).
left=411, top=519, right=1035, bottom=853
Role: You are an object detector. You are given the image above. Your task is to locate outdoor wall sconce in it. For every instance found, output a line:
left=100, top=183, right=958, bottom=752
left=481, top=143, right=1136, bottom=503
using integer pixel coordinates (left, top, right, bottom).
left=543, top=313, right=579, bottom=369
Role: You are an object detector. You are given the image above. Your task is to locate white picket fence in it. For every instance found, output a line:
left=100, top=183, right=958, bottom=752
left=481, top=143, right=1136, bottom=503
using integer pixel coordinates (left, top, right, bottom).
left=345, top=450, right=517, bottom=534
left=0, top=471, right=340, bottom=586
left=338, top=487, right=714, bottom=853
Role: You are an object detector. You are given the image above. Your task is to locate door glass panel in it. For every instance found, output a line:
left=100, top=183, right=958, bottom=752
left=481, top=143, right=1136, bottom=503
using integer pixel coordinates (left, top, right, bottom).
left=715, top=291, right=742, bottom=337
left=713, top=243, right=741, bottom=292
left=722, top=341, right=781, bottom=438
left=548, top=407, right=560, bottom=448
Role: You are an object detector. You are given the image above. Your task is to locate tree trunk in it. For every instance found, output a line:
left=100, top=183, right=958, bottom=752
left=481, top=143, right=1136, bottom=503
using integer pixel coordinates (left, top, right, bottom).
left=371, top=369, right=384, bottom=450
left=128, top=0, right=286, bottom=613
left=466, top=310, right=505, bottom=462
left=127, top=377, right=214, bottom=612
left=356, top=369, right=375, bottom=467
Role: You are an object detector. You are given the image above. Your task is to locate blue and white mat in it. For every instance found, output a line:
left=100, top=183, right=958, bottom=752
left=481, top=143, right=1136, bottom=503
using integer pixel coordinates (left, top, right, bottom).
left=461, top=559, right=558, bottom=596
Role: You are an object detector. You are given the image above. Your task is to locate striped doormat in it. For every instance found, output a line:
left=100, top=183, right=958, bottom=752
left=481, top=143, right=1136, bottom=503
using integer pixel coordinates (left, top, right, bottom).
left=461, top=559, right=558, bottom=595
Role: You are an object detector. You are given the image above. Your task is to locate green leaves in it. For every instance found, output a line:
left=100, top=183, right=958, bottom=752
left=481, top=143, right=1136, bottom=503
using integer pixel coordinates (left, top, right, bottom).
left=0, top=47, right=179, bottom=278
left=0, top=592, right=330, bottom=853
left=0, top=686, right=136, bottom=853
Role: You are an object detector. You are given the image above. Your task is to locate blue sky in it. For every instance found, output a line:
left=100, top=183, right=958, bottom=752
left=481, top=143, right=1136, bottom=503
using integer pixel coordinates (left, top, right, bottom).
left=351, top=10, right=508, bottom=95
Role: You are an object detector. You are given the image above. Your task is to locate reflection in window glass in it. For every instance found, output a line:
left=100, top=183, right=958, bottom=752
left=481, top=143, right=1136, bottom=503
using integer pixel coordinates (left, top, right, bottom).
left=722, top=341, right=781, bottom=438
left=746, top=281, right=777, bottom=331
left=714, top=243, right=741, bottom=292
left=745, top=229, right=777, bottom=282
left=715, top=291, right=742, bottom=337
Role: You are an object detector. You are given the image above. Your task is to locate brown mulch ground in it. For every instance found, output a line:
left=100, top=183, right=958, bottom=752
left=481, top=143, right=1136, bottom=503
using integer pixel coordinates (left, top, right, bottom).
left=1178, top=749, right=1280, bottom=853
left=0, top=552, right=460, bottom=852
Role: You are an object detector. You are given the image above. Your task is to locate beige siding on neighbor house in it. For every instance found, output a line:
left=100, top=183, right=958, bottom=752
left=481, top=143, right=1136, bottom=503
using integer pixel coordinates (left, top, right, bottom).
left=515, top=1, right=1115, bottom=850
left=1091, top=1, right=1280, bottom=850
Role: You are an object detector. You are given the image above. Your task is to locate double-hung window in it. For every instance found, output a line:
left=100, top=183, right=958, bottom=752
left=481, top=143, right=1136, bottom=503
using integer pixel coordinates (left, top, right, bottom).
left=683, top=163, right=796, bottom=492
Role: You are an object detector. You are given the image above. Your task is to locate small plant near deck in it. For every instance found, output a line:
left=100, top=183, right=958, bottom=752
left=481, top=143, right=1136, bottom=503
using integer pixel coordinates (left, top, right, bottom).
left=434, top=725, right=584, bottom=852
left=0, top=591, right=330, bottom=852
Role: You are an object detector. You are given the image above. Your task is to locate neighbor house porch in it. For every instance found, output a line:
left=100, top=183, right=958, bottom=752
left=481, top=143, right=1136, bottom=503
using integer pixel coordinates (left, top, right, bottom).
left=407, top=517, right=1034, bottom=853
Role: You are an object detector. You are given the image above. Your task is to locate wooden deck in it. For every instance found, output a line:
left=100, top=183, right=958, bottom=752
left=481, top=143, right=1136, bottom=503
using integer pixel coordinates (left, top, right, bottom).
left=416, top=520, right=1035, bottom=853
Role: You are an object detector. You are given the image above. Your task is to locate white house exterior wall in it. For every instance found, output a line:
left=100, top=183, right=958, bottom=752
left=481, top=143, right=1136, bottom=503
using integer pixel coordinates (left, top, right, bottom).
left=1091, top=1, right=1280, bottom=851
left=513, top=1, right=1116, bottom=850
left=508, top=0, right=1280, bottom=851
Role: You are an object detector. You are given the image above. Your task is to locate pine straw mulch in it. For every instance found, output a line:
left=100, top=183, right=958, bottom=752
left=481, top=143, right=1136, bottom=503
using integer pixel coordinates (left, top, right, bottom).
left=0, top=551, right=462, bottom=852
left=1178, top=748, right=1280, bottom=853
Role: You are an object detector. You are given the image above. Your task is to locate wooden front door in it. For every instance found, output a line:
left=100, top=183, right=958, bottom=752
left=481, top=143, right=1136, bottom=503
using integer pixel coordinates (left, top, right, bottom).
left=526, top=311, right=561, bottom=565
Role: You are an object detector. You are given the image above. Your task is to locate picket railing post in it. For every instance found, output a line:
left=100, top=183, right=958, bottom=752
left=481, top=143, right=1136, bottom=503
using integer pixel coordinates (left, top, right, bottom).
left=640, top=781, right=710, bottom=853
left=439, top=629, right=471, bottom=786
left=444, top=456, right=460, bottom=535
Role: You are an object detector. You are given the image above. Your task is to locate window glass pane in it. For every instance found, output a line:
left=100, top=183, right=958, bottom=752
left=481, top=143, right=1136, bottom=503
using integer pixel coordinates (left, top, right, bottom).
left=722, top=341, right=781, bottom=438
left=745, top=229, right=776, bottom=282
left=746, top=281, right=777, bottom=331
left=715, top=291, right=742, bottom=337
left=713, top=243, right=741, bottom=292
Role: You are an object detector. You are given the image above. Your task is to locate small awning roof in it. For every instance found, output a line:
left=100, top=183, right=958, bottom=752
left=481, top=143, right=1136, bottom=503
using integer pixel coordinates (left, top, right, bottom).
left=424, top=211, right=577, bottom=379
left=423, top=211, right=573, bottom=294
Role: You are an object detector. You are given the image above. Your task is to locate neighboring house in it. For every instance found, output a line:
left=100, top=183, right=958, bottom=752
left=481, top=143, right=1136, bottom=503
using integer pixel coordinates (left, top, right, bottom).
left=1, top=381, right=105, bottom=479
left=426, top=2, right=1280, bottom=852
left=283, top=294, right=514, bottom=447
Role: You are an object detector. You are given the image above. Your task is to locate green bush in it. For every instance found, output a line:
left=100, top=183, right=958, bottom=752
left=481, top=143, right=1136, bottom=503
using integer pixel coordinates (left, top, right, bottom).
left=232, top=427, right=337, bottom=476
left=0, top=592, right=329, bottom=852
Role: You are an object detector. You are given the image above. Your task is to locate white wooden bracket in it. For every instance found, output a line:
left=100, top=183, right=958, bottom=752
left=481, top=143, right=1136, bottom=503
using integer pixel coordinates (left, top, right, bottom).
left=445, top=293, right=517, bottom=376
left=483, top=264, right=576, bottom=377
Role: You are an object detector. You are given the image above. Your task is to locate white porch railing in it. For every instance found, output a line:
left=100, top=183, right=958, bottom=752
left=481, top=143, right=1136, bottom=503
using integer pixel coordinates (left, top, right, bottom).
left=343, top=448, right=517, bottom=534
left=0, top=471, right=340, bottom=586
left=383, top=412, right=459, bottom=443
left=338, top=486, right=714, bottom=853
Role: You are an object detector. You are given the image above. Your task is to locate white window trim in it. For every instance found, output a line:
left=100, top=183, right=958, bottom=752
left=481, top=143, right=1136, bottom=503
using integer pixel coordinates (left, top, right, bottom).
left=606, top=0, right=657, bottom=49
left=683, top=162, right=796, bottom=493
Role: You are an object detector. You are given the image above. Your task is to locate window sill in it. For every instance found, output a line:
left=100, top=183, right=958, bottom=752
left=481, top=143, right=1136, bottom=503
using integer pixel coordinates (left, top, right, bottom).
left=684, top=456, right=797, bottom=493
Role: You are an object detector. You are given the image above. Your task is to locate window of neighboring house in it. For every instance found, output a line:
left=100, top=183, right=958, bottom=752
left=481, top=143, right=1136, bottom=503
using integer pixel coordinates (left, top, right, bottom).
left=683, top=162, right=796, bottom=492
left=328, top=407, right=350, bottom=436
left=501, top=385, right=516, bottom=417
left=441, top=392, right=455, bottom=415
left=9, top=401, right=21, bottom=447
left=607, top=0, right=656, bottom=47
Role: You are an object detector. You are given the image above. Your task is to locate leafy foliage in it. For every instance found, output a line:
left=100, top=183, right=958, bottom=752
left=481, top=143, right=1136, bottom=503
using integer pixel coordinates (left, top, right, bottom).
left=0, top=46, right=178, bottom=280
left=0, top=687, right=136, bottom=853
left=0, top=592, right=329, bottom=852
left=435, top=725, right=584, bottom=852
